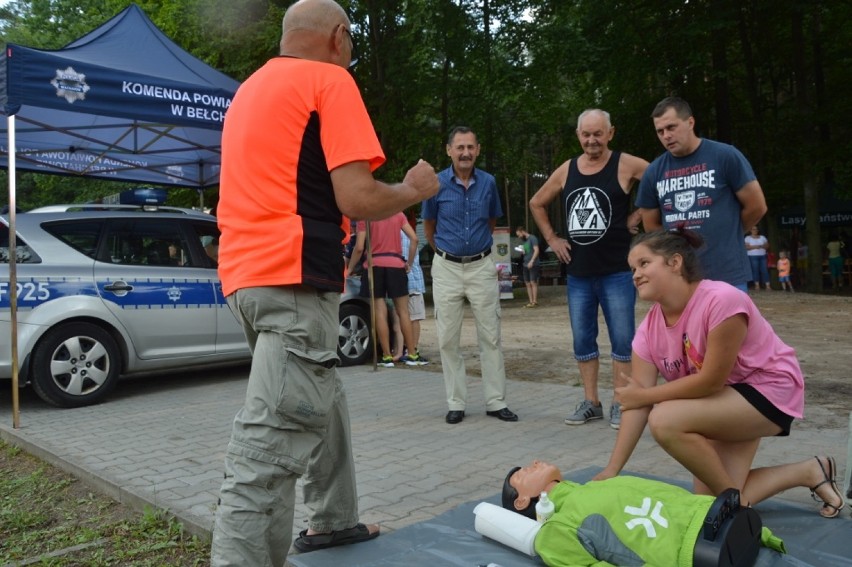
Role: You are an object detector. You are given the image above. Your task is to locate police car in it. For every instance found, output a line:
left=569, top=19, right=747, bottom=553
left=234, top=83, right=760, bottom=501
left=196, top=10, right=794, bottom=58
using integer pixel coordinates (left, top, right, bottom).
left=0, top=192, right=376, bottom=408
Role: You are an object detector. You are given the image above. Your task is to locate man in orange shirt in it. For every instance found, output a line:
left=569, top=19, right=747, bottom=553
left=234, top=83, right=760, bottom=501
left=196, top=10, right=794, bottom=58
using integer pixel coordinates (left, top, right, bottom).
left=211, top=1, right=438, bottom=565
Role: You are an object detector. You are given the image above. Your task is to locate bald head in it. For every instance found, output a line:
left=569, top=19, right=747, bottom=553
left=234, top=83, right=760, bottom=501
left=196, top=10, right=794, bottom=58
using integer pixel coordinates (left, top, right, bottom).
left=283, top=0, right=348, bottom=34
left=279, top=0, right=353, bottom=67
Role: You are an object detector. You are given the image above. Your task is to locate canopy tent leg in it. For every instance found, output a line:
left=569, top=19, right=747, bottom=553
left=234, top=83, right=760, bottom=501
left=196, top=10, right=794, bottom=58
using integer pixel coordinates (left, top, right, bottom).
left=6, top=115, right=20, bottom=429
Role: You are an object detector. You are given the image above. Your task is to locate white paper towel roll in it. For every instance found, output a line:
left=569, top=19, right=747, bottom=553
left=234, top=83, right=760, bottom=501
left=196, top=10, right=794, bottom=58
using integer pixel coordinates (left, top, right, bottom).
left=473, top=502, right=541, bottom=556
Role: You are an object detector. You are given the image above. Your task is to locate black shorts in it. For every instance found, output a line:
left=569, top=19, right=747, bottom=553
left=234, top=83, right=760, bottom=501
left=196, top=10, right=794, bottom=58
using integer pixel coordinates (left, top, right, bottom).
left=523, top=264, right=540, bottom=283
left=731, top=383, right=793, bottom=436
left=359, top=266, right=409, bottom=300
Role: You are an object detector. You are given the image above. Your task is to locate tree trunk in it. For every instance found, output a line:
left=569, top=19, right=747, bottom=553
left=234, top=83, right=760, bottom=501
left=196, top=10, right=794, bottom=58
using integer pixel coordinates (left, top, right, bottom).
left=481, top=0, right=494, bottom=172
left=791, top=4, right=823, bottom=292
left=711, top=18, right=731, bottom=143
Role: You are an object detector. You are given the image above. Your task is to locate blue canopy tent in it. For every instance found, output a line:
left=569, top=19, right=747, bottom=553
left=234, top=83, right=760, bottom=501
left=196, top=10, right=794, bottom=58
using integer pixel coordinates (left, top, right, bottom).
left=0, top=3, right=239, bottom=188
left=0, top=4, right=240, bottom=427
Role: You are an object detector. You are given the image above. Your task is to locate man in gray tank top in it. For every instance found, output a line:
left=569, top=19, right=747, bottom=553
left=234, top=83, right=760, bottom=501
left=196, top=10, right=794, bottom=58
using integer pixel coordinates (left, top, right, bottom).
left=635, top=97, right=767, bottom=290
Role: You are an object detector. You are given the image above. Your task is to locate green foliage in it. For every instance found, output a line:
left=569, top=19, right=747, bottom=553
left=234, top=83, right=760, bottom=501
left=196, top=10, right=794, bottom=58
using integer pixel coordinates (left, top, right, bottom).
left=0, top=0, right=255, bottom=210
left=1, top=0, right=850, bottom=248
left=1, top=0, right=127, bottom=46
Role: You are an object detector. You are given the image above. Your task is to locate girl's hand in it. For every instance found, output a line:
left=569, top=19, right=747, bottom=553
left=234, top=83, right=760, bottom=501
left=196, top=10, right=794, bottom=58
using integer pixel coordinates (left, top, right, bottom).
left=615, top=373, right=650, bottom=411
left=592, top=467, right=618, bottom=482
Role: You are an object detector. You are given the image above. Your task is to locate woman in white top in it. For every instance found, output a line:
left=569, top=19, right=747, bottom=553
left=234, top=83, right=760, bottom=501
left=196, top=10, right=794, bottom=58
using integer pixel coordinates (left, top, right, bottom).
left=744, top=226, right=770, bottom=290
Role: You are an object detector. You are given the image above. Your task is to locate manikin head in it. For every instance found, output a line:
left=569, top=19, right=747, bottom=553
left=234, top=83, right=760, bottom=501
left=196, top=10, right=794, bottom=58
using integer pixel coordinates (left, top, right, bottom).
left=502, top=460, right=563, bottom=520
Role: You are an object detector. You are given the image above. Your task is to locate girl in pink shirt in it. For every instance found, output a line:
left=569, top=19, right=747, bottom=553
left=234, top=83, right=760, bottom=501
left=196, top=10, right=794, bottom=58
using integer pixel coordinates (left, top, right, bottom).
left=595, top=228, right=844, bottom=518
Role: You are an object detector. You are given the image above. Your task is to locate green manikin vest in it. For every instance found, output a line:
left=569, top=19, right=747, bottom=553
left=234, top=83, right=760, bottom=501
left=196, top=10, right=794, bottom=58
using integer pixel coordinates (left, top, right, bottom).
left=535, top=476, right=713, bottom=567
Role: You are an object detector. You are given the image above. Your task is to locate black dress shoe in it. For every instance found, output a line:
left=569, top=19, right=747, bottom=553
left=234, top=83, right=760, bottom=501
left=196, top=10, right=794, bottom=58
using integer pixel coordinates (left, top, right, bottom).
left=445, top=410, right=465, bottom=424
left=486, top=407, right=518, bottom=422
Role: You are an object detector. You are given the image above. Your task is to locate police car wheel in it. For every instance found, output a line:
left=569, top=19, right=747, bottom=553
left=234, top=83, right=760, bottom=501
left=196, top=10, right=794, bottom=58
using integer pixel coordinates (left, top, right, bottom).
left=338, top=302, right=372, bottom=366
left=31, top=322, right=121, bottom=408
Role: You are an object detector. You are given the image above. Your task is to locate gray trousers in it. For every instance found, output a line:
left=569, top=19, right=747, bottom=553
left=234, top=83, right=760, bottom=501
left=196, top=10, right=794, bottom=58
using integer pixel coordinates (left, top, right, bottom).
left=211, top=286, right=359, bottom=567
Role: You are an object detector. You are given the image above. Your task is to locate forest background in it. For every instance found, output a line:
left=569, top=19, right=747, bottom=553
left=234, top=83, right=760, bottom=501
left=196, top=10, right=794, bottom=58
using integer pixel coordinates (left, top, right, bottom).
left=1, top=0, right=850, bottom=292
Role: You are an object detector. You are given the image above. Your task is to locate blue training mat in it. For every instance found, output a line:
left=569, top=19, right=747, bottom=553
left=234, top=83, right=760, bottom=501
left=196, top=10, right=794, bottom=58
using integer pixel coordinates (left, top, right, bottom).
left=288, top=467, right=852, bottom=567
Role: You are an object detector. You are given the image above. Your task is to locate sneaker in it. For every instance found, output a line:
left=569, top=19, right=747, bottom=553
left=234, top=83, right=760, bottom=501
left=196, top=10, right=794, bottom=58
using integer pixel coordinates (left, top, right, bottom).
left=414, top=351, right=429, bottom=364
left=609, top=402, right=622, bottom=430
left=400, top=353, right=427, bottom=366
left=379, top=355, right=394, bottom=367
left=564, top=399, right=603, bottom=425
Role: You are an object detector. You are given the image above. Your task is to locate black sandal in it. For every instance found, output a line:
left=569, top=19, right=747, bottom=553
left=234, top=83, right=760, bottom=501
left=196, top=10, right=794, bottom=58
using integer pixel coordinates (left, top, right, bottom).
left=293, top=523, right=380, bottom=553
left=810, top=456, right=845, bottom=518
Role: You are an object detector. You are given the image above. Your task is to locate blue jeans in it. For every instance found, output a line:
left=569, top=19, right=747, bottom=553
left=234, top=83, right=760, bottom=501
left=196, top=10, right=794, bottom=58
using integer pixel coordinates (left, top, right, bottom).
left=749, top=255, right=770, bottom=286
left=566, top=272, right=635, bottom=362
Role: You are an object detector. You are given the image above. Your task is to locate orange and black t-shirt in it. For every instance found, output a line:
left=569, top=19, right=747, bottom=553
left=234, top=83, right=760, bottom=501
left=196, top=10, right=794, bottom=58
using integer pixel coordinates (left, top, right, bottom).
left=217, top=57, right=385, bottom=296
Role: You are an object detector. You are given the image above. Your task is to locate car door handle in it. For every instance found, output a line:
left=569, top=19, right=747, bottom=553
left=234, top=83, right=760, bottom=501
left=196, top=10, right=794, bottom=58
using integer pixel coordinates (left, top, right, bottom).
left=104, top=281, right=134, bottom=294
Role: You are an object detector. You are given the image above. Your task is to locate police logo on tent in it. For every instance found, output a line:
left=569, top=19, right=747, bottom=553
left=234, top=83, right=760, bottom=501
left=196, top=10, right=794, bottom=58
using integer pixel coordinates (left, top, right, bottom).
left=51, top=66, right=90, bottom=104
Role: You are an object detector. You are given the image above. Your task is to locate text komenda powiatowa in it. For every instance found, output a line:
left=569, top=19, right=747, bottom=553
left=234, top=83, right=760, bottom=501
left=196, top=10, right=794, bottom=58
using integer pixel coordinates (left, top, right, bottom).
left=121, top=81, right=232, bottom=123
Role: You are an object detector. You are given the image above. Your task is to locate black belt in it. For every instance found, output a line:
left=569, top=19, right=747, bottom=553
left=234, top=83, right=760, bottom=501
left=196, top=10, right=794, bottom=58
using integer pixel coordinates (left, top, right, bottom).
left=436, top=248, right=491, bottom=264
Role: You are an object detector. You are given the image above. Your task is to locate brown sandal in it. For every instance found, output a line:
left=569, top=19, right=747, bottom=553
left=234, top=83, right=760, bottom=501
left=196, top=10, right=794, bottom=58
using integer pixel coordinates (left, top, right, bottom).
left=810, top=456, right=845, bottom=518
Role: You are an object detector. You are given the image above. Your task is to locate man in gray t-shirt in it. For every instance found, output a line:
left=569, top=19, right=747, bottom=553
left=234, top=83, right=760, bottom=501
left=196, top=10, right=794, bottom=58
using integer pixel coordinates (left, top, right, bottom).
left=515, top=226, right=540, bottom=307
left=636, top=97, right=767, bottom=289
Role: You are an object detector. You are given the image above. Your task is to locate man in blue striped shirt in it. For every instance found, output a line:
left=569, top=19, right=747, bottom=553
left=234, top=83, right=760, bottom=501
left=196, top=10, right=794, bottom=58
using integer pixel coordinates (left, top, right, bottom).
left=422, top=126, right=518, bottom=425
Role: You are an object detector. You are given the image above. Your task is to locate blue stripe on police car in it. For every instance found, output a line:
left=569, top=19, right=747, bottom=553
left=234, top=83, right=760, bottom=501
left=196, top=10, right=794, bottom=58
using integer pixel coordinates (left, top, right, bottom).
left=0, top=277, right=99, bottom=310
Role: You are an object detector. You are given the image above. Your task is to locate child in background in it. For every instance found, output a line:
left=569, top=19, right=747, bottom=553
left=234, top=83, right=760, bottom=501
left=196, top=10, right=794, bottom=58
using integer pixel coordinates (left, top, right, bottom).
left=777, top=250, right=794, bottom=292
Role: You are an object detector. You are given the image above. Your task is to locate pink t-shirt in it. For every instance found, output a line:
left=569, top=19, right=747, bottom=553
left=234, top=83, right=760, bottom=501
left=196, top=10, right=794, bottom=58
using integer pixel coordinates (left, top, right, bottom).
left=356, top=213, right=407, bottom=268
left=633, top=280, right=804, bottom=418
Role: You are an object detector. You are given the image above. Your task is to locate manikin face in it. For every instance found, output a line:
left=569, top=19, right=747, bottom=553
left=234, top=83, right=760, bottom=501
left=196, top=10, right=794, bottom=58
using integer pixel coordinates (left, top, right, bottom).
left=509, top=460, right=562, bottom=509
left=628, top=243, right=682, bottom=302
left=653, top=108, right=697, bottom=157
left=446, top=132, right=480, bottom=177
left=576, top=113, right=614, bottom=160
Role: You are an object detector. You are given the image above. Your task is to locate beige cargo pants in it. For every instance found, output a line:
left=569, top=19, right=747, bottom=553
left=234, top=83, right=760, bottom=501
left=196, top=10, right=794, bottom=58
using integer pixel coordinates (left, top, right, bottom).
left=211, top=286, right=359, bottom=567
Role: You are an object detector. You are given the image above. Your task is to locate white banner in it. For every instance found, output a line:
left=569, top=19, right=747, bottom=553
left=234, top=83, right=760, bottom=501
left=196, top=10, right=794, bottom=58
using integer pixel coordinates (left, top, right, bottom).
left=492, top=227, right=514, bottom=300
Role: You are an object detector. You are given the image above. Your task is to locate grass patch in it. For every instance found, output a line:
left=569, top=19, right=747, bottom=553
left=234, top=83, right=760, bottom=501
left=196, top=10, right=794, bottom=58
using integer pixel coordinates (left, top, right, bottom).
left=0, top=439, right=210, bottom=566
